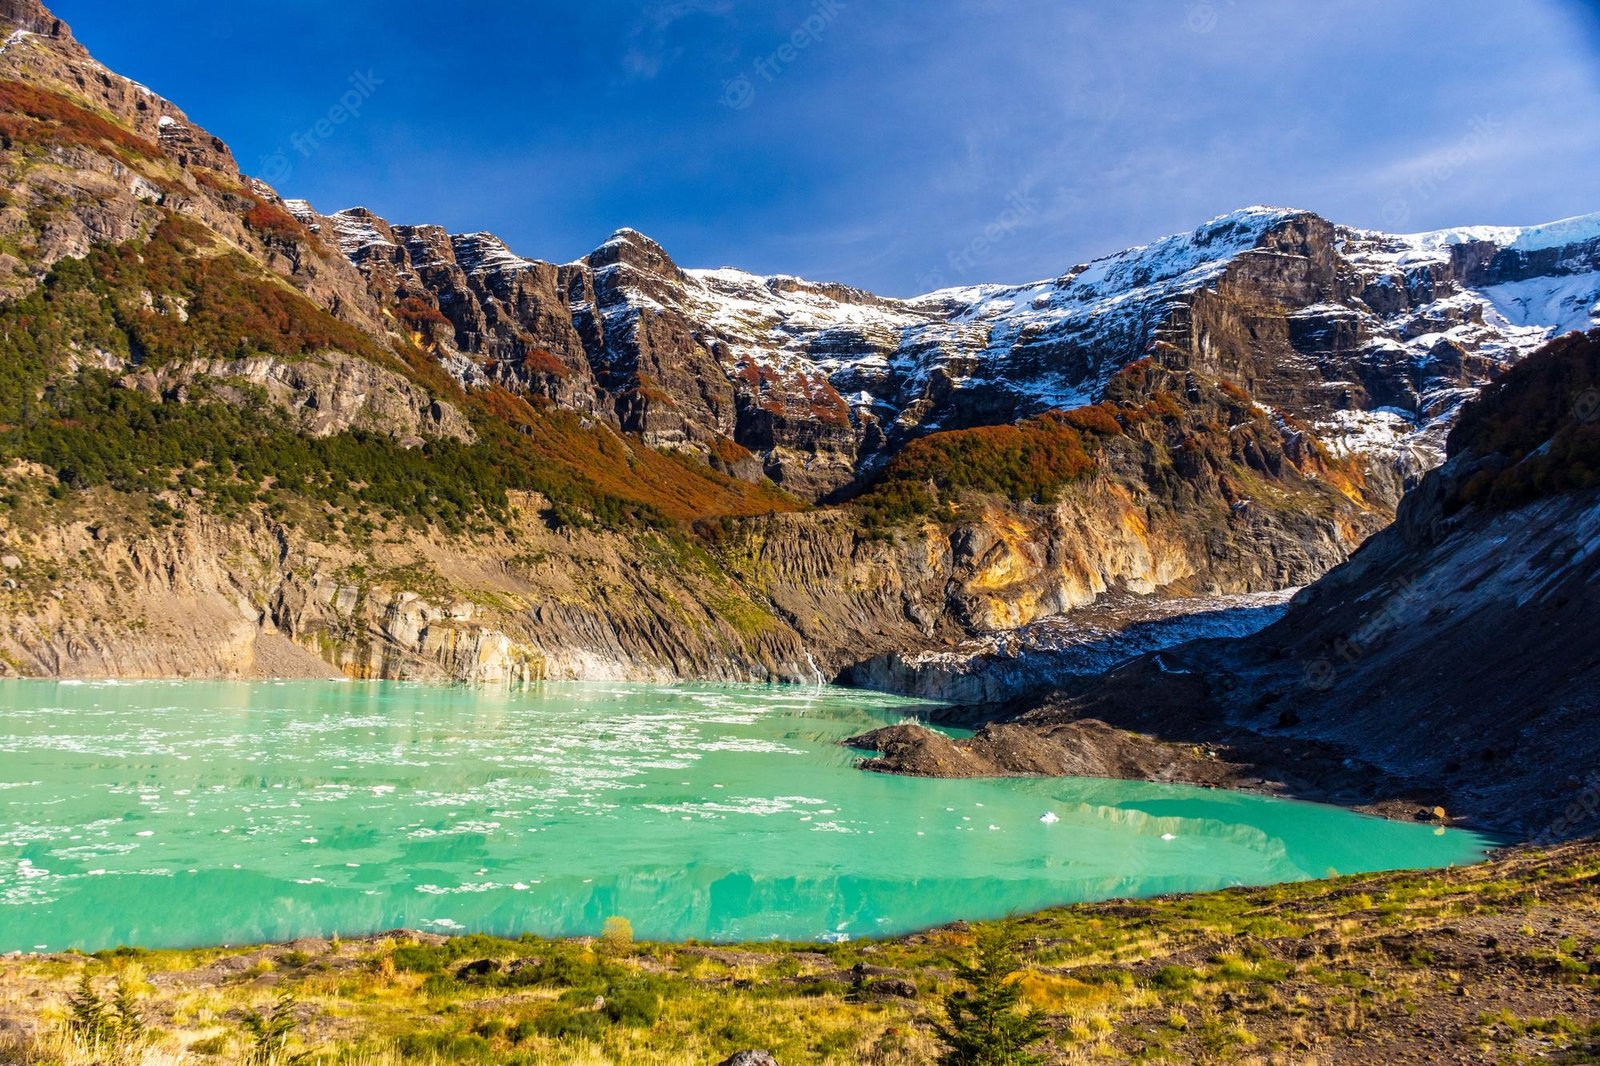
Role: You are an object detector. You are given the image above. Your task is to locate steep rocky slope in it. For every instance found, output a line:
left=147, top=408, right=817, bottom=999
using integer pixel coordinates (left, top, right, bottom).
left=856, top=330, right=1600, bottom=838
left=0, top=0, right=1592, bottom=684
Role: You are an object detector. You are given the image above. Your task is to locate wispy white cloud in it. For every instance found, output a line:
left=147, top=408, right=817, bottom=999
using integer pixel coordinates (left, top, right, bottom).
left=622, top=0, right=734, bottom=80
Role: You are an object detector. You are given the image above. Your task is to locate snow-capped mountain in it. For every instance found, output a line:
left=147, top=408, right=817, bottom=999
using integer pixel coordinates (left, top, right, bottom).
left=2, top=0, right=1592, bottom=689
left=297, top=200, right=1599, bottom=498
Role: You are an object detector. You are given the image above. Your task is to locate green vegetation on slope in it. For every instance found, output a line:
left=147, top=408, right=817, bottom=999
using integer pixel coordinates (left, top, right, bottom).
left=7, top=380, right=511, bottom=531
left=0, top=845, right=1594, bottom=1065
left=0, top=215, right=392, bottom=408
left=1448, top=328, right=1600, bottom=511
left=0, top=216, right=798, bottom=534
left=852, top=413, right=1100, bottom=530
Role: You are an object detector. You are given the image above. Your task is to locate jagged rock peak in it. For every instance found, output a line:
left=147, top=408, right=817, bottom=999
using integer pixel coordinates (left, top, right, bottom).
left=327, top=207, right=398, bottom=256
left=451, top=231, right=533, bottom=276
left=588, top=226, right=680, bottom=275
left=601, top=226, right=665, bottom=252
left=0, top=0, right=67, bottom=37
left=315, top=207, right=684, bottom=280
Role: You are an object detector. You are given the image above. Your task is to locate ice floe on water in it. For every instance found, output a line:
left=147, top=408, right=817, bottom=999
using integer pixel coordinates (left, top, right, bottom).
left=643, top=794, right=830, bottom=819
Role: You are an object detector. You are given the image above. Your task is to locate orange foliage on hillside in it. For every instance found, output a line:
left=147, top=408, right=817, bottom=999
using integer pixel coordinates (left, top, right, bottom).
left=89, top=216, right=388, bottom=365
left=473, top=388, right=799, bottom=524
left=0, top=80, right=155, bottom=165
left=520, top=348, right=570, bottom=378
left=243, top=200, right=306, bottom=243
left=1052, top=403, right=1124, bottom=436
left=710, top=436, right=755, bottom=465
left=395, top=296, right=451, bottom=336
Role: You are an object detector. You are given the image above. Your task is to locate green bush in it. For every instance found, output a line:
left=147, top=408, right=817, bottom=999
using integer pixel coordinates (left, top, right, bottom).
left=603, top=976, right=665, bottom=1026
left=526, top=952, right=602, bottom=989
left=395, top=1031, right=492, bottom=1060
left=1151, top=964, right=1200, bottom=991
left=532, top=1008, right=609, bottom=1041
left=933, top=928, right=1046, bottom=1066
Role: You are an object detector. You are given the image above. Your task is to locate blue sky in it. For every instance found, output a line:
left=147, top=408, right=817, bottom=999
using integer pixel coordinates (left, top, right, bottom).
left=51, top=0, right=1600, bottom=295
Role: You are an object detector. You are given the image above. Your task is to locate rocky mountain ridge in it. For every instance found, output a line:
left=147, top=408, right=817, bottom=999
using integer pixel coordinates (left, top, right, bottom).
left=297, top=198, right=1600, bottom=500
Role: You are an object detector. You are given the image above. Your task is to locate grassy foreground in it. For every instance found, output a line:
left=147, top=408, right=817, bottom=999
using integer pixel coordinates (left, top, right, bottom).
left=0, top=845, right=1596, bottom=1065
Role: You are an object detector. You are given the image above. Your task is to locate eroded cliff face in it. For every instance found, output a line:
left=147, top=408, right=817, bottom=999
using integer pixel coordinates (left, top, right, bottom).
left=0, top=412, right=1367, bottom=686
left=117, top=351, right=474, bottom=445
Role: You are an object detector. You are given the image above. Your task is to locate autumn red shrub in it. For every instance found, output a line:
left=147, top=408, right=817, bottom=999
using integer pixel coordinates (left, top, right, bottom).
left=1054, top=404, right=1124, bottom=436
left=711, top=436, right=755, bottom=464
left=468, top=389, right=798, bottom=524
left=391, top=296, right=451, bottom=339
left=243, top=201, right=305, bottom=243
left=1217, top=379, right=1254, bottom=405
left=0, top=80, right=155, bottom=164
left=519, top=347, right=569, bottom=377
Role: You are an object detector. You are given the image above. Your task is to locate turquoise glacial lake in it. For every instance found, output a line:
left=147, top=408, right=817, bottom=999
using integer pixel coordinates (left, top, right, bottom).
left=0, top=681, right=1493, bottom=952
